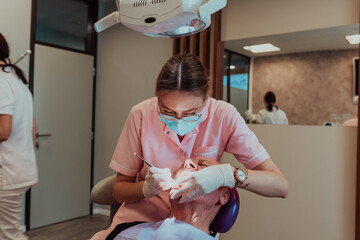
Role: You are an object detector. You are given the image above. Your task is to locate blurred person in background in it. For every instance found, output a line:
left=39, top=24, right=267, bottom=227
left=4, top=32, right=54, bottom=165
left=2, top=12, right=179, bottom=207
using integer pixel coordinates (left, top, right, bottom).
left=258, top=91, right=288, bottom=125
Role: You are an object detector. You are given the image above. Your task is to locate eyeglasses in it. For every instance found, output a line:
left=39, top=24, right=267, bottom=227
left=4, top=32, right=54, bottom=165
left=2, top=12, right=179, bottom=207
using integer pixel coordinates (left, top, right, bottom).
left=159, top=112, right=202, bottom=122
left=158, top=100, right=205, bottom=122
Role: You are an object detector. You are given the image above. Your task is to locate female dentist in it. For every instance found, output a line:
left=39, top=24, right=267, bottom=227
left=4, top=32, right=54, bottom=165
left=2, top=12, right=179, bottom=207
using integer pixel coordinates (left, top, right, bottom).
left=91, top=53, right=288, bottom=239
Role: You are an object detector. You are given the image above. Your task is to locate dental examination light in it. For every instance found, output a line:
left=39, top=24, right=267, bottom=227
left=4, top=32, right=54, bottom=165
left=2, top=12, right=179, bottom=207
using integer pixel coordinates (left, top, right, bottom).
left=95, top=0, right=227, bottom=37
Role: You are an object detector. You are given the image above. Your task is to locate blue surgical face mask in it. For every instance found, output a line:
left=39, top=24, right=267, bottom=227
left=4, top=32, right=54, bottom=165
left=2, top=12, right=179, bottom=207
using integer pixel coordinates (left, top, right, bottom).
left=160, top=115, right=202, bottom=136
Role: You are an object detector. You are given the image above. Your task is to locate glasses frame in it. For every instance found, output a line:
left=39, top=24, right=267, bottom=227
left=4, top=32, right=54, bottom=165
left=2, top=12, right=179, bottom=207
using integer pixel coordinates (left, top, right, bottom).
left=158, top=97, right=206, bottom=122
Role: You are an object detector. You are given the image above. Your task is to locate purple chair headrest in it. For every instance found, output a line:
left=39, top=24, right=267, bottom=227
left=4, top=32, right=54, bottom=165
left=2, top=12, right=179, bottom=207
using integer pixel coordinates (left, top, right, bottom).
left=209, top=188, right=240, bottom=233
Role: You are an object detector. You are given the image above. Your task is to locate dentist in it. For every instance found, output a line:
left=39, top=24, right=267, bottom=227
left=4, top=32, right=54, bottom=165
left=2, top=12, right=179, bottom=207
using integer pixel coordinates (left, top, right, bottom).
left=91, top=53, right=288, bottom=240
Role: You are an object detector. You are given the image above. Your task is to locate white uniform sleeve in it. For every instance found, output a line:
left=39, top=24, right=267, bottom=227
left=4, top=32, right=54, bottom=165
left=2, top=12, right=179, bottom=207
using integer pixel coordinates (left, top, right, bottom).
left=224, top=105, right=270, bottom=169
left=0, top=78, right=15, bottom=115
left=283, top=112, right=289, bottom=125
left=257, top=110, right=264, bottom=123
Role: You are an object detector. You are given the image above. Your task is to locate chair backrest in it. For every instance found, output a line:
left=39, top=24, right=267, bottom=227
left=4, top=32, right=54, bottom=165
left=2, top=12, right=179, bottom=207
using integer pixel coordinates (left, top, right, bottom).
left=209, top=188, right=240, bottom=233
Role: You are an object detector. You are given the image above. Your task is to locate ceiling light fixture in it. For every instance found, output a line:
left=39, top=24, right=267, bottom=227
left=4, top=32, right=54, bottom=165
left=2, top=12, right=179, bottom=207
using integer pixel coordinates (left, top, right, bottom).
left=94, top=0, right=227, bottom=37
left=345, top=34, right=360, bottom=45
left=243, top=43, right=280, bottom=53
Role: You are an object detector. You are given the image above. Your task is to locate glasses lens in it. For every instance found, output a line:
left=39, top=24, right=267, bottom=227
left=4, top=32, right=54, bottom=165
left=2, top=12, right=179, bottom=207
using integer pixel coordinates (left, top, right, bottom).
left=160, top=114, right=176, bottom=121
left=182, top=113, right=201, bottom=122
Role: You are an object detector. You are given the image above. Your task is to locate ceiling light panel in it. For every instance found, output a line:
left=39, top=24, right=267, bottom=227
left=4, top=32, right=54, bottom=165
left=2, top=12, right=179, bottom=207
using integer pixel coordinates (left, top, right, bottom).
left=345, top=34, right=360, bottom=45
left=243, top=43, right=280, bottom=53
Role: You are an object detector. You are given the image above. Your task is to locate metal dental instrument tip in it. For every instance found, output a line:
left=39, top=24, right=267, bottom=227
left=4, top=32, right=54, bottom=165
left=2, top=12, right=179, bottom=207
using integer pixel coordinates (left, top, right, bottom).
left=134, top=152, right=155, bottom=167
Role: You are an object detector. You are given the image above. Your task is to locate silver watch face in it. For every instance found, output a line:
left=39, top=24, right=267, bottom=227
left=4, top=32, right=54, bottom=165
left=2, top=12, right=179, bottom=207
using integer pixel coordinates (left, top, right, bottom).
left=237, top=170, right=246, bottom=181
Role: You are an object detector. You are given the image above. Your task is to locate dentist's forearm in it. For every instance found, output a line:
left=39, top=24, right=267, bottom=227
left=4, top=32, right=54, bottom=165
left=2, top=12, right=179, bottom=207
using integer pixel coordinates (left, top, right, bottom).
left=113, top=173, right=145, bottom=203
left=240, top=168, right=289, bottom=198
left=233, top=158, right=289, bottom=198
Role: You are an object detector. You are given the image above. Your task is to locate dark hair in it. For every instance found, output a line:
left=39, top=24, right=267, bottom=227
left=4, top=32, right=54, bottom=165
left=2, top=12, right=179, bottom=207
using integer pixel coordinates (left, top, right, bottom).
left=264, top=91, right=278, bottom=111
left=155, top=53, right=208, bottom=97
left=0, top=33, right=27, bottom=84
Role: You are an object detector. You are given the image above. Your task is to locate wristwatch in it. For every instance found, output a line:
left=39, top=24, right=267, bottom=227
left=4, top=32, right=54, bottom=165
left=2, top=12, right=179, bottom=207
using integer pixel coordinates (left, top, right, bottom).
left=234, top=167, right=248, bottom=188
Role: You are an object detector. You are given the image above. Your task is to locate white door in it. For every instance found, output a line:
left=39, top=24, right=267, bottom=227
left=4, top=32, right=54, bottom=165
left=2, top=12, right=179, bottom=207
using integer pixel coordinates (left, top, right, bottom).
left=30, top=44, right=94, bottom=229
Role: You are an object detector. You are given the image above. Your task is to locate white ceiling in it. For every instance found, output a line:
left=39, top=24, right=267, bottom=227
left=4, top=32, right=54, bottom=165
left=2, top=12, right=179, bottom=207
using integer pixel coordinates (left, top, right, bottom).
left=225, top=24, right=359, bottom=57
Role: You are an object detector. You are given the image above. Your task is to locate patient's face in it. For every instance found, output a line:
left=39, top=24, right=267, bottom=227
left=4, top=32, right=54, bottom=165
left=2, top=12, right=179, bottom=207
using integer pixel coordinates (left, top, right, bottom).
left=171, top=157, right=228, bottom=205
left=174, top=157, right=218, bottom=182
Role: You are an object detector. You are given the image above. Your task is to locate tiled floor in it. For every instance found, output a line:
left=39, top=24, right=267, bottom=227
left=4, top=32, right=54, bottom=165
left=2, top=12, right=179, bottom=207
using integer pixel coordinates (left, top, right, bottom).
left=26, top=214, right=109, bottom=240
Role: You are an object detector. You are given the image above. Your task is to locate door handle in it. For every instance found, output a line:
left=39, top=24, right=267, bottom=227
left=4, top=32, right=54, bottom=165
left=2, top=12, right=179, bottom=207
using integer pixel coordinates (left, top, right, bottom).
left=36, top=133, right=52, bottom=149
left=36, top=133, right=52, bottom=138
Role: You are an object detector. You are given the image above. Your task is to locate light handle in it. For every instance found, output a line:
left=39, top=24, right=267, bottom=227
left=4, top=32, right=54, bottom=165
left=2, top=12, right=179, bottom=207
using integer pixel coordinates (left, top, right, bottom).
left=198, top=0, right=227, bottom=18
left=94, top=11, right=121, bottom=33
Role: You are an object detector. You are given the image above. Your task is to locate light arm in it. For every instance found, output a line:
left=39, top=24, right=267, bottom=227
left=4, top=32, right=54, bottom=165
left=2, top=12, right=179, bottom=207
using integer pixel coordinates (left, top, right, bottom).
left=198, top=0, right=227, bottom=18
left=94, top=11, right=121, bottom=33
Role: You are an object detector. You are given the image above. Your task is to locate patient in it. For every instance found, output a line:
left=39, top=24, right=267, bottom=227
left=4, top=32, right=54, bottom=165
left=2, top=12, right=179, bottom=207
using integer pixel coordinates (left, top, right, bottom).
left=106, top=157, right=230, bottom=240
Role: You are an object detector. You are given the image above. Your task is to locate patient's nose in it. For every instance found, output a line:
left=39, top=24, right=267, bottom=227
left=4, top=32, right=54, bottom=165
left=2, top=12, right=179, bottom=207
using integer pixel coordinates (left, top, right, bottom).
left=184, top=159, right=198, bottom=170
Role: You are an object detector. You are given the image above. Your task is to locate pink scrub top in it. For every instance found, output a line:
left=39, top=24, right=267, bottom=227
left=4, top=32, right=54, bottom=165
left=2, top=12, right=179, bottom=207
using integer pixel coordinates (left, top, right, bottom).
left=91, top=97, right=269, bottom=240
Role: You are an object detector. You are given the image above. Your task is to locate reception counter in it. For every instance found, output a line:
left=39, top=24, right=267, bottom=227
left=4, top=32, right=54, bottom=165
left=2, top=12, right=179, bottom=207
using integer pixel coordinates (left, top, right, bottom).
left=221, top=124, right=357, bottom=240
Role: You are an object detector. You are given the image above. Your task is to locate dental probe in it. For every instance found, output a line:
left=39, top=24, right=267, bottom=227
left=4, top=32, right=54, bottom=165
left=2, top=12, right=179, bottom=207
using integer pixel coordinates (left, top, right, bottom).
left=134, top=152, right=155, bottom=167
left=134, top=152, right=179, bottom=188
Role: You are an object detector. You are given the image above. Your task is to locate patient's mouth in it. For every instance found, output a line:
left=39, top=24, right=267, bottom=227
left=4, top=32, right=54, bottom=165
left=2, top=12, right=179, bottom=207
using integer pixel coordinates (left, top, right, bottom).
left=171, top=184, right=183, bottom=190
left=174, top=170, right=192, bottom=181
left=171, top=169, right=195, bottom=191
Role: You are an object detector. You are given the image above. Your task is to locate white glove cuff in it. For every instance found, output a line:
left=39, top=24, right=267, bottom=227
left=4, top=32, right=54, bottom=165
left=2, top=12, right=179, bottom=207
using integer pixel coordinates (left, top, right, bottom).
left=142, top=181, right=155, bottom=199
left=218, top=164, right=235, bottom=188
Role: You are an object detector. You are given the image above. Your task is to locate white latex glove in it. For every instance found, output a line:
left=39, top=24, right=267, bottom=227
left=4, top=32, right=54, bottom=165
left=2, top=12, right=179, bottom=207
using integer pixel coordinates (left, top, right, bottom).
left=143, top=167, right=177, bottom=199
left=170, top=164, right=235, bottom=203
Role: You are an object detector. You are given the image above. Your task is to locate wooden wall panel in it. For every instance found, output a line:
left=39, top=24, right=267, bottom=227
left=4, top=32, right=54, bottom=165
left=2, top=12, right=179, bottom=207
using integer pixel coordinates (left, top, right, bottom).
left=212, top=12, right=223, bottom=99
left=190, top=34, right=200, bottom=57
left=173, top=38, right=180, bottom=56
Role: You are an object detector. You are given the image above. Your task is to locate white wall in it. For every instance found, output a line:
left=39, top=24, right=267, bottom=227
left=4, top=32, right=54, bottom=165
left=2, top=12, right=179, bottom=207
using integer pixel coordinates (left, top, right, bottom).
left=221, top=125, right=357, bottom=240
left=222, top=0, right=359, bottom=41
left=94, top=2, right=173, bottom=184
left=0, top=0, right=32, bottom=79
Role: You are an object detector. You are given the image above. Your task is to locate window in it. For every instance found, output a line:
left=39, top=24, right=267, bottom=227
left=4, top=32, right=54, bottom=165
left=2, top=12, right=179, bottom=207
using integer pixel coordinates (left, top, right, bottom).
left=36, top=0, right=97, bottom=53
left=223, top=50, right=250, bottom=119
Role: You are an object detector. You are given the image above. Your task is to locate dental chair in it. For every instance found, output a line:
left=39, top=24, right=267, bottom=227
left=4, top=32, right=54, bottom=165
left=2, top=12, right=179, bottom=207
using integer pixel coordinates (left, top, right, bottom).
left=91, top=175, right=240, bottom=233
left=210, top=187, right=239, bottom=233
left=91, top=175, right=121, bottom=223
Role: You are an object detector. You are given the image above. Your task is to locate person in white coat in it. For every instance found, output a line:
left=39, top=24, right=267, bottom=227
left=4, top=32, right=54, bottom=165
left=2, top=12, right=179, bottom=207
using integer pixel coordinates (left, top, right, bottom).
left=258, top=91, right=288, bottom=125
left=0, top=32, right=38, bottom=240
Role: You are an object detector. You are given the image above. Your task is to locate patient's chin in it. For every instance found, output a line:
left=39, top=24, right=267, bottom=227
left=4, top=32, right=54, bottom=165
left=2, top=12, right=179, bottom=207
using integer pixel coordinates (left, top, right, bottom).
left=169, top=197, right=182, bottom=209
left=170, top=195, right=206, bottom=206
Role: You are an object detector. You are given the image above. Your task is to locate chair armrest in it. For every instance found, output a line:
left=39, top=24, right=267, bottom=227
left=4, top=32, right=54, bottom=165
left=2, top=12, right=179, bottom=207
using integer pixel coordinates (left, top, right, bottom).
left=91, top=175, right=120, bottom=206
